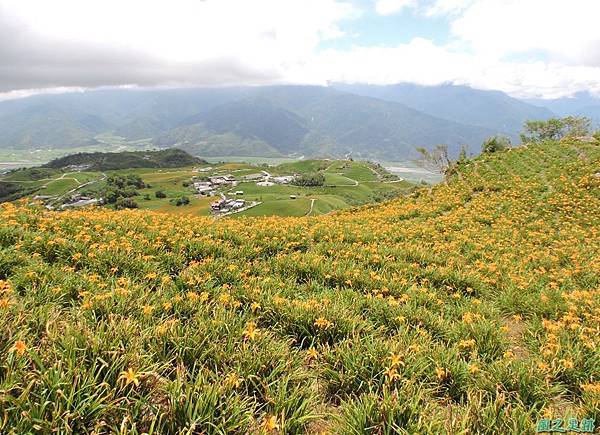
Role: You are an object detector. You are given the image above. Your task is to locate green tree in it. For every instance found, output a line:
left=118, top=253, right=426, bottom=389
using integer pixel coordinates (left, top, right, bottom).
left=562, top=115, right=591, bottom=137
left=482, top=136, right=511, bottom=153
left=520, top=119, right=564, bottom=143
left=520, top=116, right=591, bottom=143
left=291, top=172, right=325, bottom=187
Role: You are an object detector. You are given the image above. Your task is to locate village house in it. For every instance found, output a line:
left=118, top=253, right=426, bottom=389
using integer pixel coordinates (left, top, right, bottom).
left=60, top=196, right=100, bottom=209
left=209, top=175, right=237, bottom=186
left=243, top=173, right=264, bottom=182
left=272, top=175, right=294, bottom=184
left=210, top=198, right=246, bottom=214
left=192, top=181, right=215, bottom=195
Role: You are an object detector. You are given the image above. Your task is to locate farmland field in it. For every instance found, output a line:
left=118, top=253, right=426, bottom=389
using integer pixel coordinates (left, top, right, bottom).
left=0, top=140, right=599, bottom=433
left=1, top=158, right=414, bottom=218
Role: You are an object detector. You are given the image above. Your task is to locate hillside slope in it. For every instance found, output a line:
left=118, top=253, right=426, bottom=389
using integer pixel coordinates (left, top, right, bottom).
left=335, top=83, right=554, bottom=138
left=1, top=140, right=599, bottom=433
left=157, top=87, right=494, bottom=158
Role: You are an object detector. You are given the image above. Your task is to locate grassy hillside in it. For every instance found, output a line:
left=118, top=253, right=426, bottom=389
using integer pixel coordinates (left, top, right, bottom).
left=0, top=140, right=599, bottom=433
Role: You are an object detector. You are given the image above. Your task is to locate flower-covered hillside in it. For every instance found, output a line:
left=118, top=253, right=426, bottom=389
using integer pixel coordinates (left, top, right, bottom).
left=1, top=140, right=599, bottom=433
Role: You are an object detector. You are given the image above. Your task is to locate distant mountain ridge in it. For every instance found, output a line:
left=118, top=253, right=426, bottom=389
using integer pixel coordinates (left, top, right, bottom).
left=0, top=84, right=588, bottom=160
left=524, top=92, right=600, bottom=126
left=157, top=88, right=495, bottom=159
left=333, top=83, right=554, bottom=139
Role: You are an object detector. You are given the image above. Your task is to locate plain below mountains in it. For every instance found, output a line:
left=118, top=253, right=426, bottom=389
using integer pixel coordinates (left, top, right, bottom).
left=0, top=84, right=593, bottom=160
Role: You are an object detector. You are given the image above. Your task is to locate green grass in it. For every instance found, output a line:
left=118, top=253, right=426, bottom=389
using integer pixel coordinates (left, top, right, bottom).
left=37, top=178, right=80, bottom=195
left=310, top=195, right=352, bottom=215
left=276, top=160, right=330, bottom=173
left=325, top=160, right=378, bottom=182
left=2, top=159, right=415, bottom=217
left=238, top=198, right=312, bottom=217
left=0, top=140, right=599, bottom=432
left=323, top=173, right=357, bottom=186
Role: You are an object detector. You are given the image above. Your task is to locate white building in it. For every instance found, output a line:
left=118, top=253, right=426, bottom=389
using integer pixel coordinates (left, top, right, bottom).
left=272, top=176, right=294, bottom=184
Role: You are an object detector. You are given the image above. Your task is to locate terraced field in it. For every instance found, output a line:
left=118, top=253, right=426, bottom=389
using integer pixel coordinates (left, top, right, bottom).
left=0, top=140, right=599, bottom=433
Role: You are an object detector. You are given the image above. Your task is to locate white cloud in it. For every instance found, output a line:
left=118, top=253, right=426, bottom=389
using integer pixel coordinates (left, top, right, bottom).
left=375, top=0, right=417, bottom=15
left=0, top=0, right=356, bottom=92
left=424, top=0, right=476, bottom=17
left=363, top=0, right=600, bottom=97
left=296, top=38, right=600, bottom=98
left=450, top=0, right=600, bottom=67
left=1, top=0, right=600, bottom=99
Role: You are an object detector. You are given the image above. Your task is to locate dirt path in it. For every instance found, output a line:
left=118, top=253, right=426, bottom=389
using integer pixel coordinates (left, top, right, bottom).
left=306, top=198, right=316, bottom=216
left=502, top=316, right=530, bottom=360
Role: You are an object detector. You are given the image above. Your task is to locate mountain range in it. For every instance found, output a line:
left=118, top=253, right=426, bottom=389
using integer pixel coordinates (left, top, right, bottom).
left=0, top=84, right=598, bottom=160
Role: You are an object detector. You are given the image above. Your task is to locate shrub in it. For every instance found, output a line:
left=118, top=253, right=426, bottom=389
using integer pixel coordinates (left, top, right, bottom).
left=291, top=172, right=325, bottom=187
left=170, top=196, right=190, bottom=206
left=114, top=197, right=138, bottom=209
left=155, top=190, right=167, bottom=199
left=482, top=136, right=511, bottom=154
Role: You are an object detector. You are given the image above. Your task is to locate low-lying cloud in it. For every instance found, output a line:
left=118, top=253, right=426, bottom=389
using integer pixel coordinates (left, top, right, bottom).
left=1, top=0, right=600, bottom=100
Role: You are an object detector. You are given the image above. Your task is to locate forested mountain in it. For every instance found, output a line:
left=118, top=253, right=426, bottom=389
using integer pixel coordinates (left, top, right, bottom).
left=157, top=88, right=494, bottom=158
left=0, top=84, right=559, bottom=159
left=333, top=83, right=553, bottom=139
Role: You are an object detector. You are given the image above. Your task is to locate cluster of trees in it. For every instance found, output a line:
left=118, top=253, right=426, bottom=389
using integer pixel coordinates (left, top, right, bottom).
left=520, top=116, right=594, bottom=143
left=170, top=196, right=190, bottom=206
left=103, top=174, right=147, bottom=209
left=43, top=149, right=205, bottom=171
left=106, top=174, right=146, bottom=190
left=291, top=172, right=325, bottom=187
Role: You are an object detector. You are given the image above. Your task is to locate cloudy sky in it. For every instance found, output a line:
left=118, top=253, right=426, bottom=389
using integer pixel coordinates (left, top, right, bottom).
left=1, top=0, right=600, bottom=100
